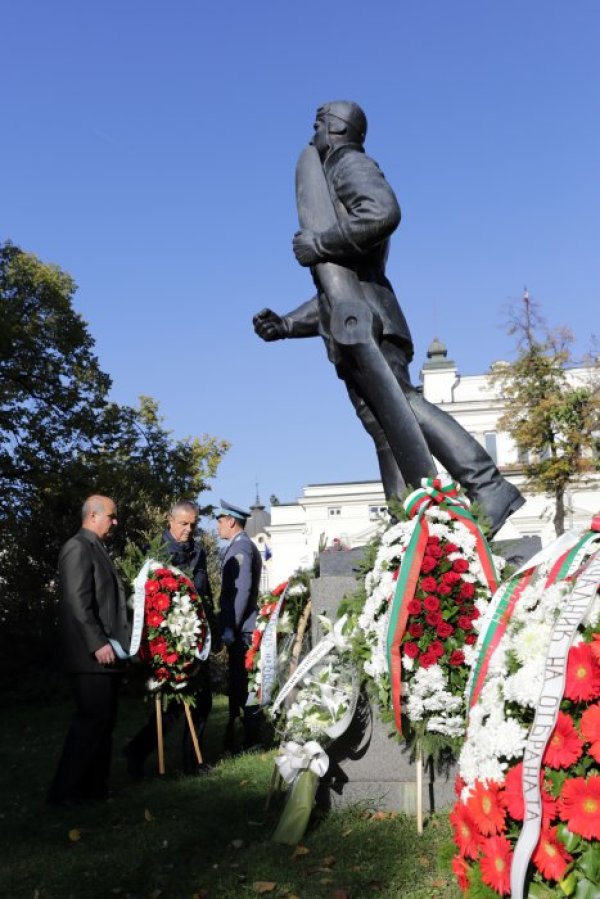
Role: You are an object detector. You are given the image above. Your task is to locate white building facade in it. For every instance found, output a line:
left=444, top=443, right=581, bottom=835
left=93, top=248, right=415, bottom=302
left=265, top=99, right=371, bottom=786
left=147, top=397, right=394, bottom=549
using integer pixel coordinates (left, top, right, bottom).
left=261, top=341, right=599, bottom=589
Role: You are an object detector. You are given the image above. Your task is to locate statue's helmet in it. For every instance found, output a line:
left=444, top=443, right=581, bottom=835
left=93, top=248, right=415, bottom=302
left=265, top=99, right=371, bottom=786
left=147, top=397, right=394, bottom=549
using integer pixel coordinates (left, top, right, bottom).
left=317, top=101, right=367, bottom=143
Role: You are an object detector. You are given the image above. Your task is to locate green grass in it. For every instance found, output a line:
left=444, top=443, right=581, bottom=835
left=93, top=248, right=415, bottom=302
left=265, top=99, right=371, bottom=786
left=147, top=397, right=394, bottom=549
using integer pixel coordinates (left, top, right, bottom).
left=0, top=680, right=461, bottom=899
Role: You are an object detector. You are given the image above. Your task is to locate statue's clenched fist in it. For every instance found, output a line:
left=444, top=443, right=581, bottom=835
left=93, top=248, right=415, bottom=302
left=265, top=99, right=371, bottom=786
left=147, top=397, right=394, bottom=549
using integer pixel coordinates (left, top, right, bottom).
left=253, top=308, right=288, bottom=341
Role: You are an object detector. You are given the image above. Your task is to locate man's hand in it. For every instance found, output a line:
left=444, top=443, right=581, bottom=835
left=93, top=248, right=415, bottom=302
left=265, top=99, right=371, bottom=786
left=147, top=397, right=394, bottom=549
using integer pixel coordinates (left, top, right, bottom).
left=95, top=643, right=116, bottom=665
left=253, top=308, right=288, bottom=342
left=292, top=229, right=321, bottom=267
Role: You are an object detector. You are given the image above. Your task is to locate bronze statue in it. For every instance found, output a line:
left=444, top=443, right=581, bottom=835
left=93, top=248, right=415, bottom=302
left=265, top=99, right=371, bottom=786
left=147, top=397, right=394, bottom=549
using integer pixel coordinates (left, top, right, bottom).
left=254, top=101, right=523, bottom=536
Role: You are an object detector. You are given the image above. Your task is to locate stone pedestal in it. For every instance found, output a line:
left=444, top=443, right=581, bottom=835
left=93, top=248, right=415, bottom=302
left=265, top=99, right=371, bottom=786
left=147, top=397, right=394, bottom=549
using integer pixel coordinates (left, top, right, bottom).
left=310, top=555, right=456, bottom=815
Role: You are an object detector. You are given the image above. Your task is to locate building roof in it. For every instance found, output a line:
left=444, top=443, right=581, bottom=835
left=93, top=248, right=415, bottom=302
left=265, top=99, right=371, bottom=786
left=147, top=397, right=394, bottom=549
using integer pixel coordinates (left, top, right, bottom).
left=245, top=493, right=271, bottom=538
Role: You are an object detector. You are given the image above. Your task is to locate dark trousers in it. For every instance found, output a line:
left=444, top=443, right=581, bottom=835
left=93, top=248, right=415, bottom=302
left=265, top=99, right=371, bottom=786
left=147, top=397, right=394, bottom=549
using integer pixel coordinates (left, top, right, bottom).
left=48, top=673, right=120, bottom=803
left=126, top=673, right=212, bottom=773
left=227, top=637, right=263, bottom=748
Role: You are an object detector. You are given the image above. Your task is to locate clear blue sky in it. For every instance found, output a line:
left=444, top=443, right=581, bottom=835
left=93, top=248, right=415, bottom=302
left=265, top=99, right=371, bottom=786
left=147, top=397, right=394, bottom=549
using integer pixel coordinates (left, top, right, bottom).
left=3, top=1, right=599, bottom=512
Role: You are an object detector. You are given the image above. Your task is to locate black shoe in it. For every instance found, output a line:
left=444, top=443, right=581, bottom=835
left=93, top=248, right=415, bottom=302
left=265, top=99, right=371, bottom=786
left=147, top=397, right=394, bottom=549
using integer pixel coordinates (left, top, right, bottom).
left=484, top=483, right=526, bottom=539
left=123, top=747, right=144, bottom=782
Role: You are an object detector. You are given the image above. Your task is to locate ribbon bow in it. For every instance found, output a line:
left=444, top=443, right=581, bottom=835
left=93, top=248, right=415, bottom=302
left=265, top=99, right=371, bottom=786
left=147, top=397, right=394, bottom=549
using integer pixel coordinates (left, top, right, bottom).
left=403, top=475, right=468, bottom=520
left=275, top=740, right=329, bottom=784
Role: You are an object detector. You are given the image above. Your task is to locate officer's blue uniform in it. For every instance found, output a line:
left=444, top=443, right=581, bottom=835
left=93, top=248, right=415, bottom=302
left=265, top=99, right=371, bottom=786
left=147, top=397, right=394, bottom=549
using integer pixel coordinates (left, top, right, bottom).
left=217, top=501, right=263, bottom=749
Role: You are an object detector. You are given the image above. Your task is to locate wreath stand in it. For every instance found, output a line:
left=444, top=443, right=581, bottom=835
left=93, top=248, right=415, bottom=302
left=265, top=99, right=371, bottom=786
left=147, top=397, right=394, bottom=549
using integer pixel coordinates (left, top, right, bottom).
left=154, top=696, right=203, bottom=774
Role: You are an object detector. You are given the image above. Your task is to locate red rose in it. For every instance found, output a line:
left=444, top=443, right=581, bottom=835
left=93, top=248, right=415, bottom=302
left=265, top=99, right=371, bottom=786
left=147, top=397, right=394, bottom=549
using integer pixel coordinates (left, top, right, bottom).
left=407, top=599, right=422, bottom=615
left=427, top=543, right=443, bottom=559
left=164, top=652, right=179, bottom=665
left=420, top=555, right=438, bottom=573
left=420, top=576, right=438, bottom=593
left=145, top=580, right=160, bottom=596
left=444, top=542, right=459, bottom=555
left=429, top=640, right=445, bottom=658
left=458, top=616, right=474, bottom=631
left=437, top=621, right=454, bottom=639
left=453, top=559, right=470, bottom=573
left=419, top=651, right=437, bottom=668
left=155, top=667, right=169, bottom=680
left=426, top=611, right=442, bottom=627
left=409, top=623, right=424, bottom=638
left=146, top=610, right=165, bottom=628
left=459, top=582, right=476, bottom=600
left=442, top=571, right=461, bottom=587
left=469, top=607, right=481, bottom=620
left=154, top=593, right=170, bottom=612
left=465, top=634, right=477, bottom=645
left=423, top=596, right=440, bottom=612
left=437, top=584, right=452, bottom=596
left=403, top=642, right=420, bottom=659
left=449, top=650, right=465, bottom=666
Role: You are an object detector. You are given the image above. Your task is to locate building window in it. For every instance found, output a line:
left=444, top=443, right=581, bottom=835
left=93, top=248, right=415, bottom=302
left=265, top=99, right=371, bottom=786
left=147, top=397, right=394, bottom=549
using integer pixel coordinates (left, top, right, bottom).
left=484, top=432, right=498, bottom=464
left=517, top=445, right=530, bottom=465
left=328, top=507, right=341, bottom=517
left=369, top=505, right=388, bottom=520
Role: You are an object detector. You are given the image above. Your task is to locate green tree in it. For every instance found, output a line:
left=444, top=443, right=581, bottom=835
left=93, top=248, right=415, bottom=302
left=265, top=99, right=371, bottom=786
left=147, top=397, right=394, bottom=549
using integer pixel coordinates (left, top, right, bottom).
left=490, top=292, right=600, bottom=535
left=0, top=241, right=229, bottom=640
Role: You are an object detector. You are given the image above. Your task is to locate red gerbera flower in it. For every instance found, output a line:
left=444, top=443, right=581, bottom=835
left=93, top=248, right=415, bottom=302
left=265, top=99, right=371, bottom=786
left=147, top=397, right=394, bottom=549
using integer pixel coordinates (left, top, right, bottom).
left=161, top=576, right=179, bottom=592
left=564, top=643, right=600, bottom=701
left=479, top=834, right=512, bottom=895
left=581, top=703, right=600, bottom=762
left=532, top=826, right=572, bottom=881
left=543, top=711, right=584, bottom=769
left=451, top=854, right=470, bottom=891
left=450, top=804, right=481, bottom=859
left=146, top=610, right=165, bottom=628
left=466, top=780, right=506, bottom=835
left=559, top=776, right=600, bottom=839
left=503, top=763, right=524, bottom=821
left=542, top=788, right=558, bottom=827
left=590, top=633, right=600, bottom=662
left=145, top=580, right=160, bottom=596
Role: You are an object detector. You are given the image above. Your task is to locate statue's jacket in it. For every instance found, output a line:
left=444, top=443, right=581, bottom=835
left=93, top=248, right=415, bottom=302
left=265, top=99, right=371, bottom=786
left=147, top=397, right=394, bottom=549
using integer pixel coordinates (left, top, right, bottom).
left=283, top=143, right=414, bottom=365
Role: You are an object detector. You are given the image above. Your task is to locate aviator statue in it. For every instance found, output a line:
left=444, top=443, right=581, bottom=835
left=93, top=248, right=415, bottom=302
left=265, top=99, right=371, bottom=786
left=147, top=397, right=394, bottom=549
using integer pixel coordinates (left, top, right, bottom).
left=253, top=101, right=524, bottom=536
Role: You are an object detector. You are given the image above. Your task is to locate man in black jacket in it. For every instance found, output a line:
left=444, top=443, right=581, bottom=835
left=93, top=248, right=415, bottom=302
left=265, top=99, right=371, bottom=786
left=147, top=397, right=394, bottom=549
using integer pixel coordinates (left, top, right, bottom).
left=124, top=500, right=215, bottom=777
left=254, top=101, right=524, bottom=537
left=47, top=495, right=131, bottom=806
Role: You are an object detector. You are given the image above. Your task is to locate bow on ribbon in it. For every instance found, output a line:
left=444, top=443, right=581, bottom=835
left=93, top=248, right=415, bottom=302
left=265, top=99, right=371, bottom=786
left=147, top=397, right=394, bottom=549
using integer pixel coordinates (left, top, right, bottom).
left=275, top=740, right=329, bottom=784
left=386, top=475, right=498, bottom=734
left=318, top=613, right=352, bottom=652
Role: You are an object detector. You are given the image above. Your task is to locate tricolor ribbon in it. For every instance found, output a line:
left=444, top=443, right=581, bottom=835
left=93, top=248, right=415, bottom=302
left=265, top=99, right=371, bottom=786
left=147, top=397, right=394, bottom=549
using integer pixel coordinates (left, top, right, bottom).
left=386, top=476, right=498, bottom=733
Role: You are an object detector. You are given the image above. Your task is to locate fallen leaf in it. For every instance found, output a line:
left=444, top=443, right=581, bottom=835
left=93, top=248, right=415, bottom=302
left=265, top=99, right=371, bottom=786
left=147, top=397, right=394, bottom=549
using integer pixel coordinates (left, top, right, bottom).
left=321, top=855, right=336, bottom=868
left=291, top=845, right=310, bottom=860
left=68, top=828, right=81, bottom=842
left=144, top=808, right=154, bottom=822
left=252, top=883, right=276, bottom=894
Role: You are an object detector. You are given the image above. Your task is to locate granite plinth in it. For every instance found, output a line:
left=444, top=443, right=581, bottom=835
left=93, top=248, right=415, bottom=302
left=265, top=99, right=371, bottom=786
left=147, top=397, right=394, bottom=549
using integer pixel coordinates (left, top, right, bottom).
left=310, top=572, right=456, bottom=815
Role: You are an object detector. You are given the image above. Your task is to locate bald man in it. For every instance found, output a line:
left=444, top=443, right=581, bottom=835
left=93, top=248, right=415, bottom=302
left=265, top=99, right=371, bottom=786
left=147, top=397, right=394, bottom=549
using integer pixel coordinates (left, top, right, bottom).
left=47, top=495, right=131, bottom=806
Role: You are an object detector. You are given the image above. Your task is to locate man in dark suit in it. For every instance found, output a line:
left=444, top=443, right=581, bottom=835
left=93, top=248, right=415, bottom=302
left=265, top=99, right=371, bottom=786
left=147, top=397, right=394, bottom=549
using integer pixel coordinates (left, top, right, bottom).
left=47, top=495, right=131, bottom=806
left=123, top=500, right=215, bottom=778
left=253, top=100, right=524, bottom=537
left=216, top=500, right=263, bottom=751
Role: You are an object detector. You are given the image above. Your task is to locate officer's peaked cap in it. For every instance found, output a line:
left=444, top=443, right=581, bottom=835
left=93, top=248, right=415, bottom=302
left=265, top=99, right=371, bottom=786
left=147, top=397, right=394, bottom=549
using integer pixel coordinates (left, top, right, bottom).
left=318, top=100, right=367, bottom=141
left=215, top=499, right=249, bottom=521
